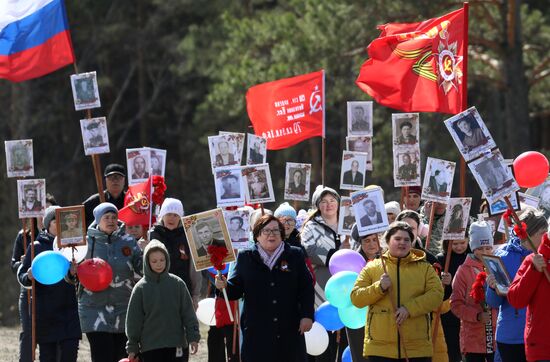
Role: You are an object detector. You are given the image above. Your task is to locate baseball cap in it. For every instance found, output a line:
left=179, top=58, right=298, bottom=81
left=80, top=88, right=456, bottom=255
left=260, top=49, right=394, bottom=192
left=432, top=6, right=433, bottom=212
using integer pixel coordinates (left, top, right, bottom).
left=104, top=164, right=126, bottom=177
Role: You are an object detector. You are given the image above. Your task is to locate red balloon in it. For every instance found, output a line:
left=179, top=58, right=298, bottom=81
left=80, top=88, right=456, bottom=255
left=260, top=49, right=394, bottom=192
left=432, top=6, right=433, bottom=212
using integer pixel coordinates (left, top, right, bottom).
left=513, top=151, right=549, bottom=188
left=118, top=359, right=131, bottom=362
left=77, top=258, right=113, bottom=292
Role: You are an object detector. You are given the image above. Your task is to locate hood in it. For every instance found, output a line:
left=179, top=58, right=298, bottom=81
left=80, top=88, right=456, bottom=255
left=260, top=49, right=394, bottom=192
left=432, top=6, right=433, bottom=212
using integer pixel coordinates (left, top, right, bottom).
left=383, top=248, right=426, bottom=264
left=143, top=239, right=170, bottom=280
left=501, top=236, right=532, bottom=258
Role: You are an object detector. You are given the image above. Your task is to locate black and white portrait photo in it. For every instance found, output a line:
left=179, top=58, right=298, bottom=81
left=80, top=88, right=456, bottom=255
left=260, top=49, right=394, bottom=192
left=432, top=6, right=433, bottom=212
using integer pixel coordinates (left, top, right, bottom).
left=80, top=117, right=109, bottom=155
left=526, top=178, right=550, bottom=218
left=469, top=149, right=519, bottom=204
left=393, top=147, right=421, bottom=187
left=214, top=166, right=245, bottom=208
left=340, top=151, right=368, bottom=191
left=442, top=197, right=472, bottom=240
left=246, top=134, right=267, bottom=165
left=481, top=255, right=511, bottom=295
left=392, top=113, right=419, bottom=146
left=208, top=134, right=241, bottom=169
left=284, top=162, right=311, bottom=201
left=126, top=148, right=151, bottom=185
left=219, top=131, right=245, bottom=166
left=337, top=197, right=356, bottom=235
left=17, top=179, right=46, bottom=219
left=444, top=106, right=496, bottom=162
left=421, top=157, right=455, bottom=203
left=346, top=136, right=373, bottom=171
left=350, top=187, right=389, bottom=235
left=242, top=164, right=275, bottom=204
left=223, top=209, right=251, bottom=249
left=347, top=101, right=373, bottom=136
left=5, top=139, right=34, bottom=178
left=70, top=71, right=101, bottom=111
left=149, top=148, right=166, bottom=177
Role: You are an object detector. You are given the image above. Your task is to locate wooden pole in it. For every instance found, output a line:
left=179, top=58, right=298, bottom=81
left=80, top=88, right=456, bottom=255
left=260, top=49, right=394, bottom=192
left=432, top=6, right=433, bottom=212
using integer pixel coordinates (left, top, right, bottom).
left=321, top=137, right=326, bottom=187
left=432, top=240, right=454, bottom=344
left=424, top=203, right=436, bottom=251
left=22, top=219, right=31, bottom=318
left=232, top=302, right=239, bottom=356
left=30, top=220, right=36, bottom=362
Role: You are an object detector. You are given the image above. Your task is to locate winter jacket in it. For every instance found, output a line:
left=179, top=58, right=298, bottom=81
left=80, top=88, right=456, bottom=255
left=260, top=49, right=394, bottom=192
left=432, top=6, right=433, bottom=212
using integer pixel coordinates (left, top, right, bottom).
left=11, top=229, right=32, bottom=274
left=149, top=223, right=202, bottom=303
left=432, top=300, right=450, bottom=362
left=225, top=243, right=314, bottom=362
left=350, top=249, right=444, bottom=359
left=125, top=240, right=200, bottom=355
left=450, top=254, right=497, bottom=354
left=507, top=237, right=550, bottom=361
left=485, top=236, right=530, bottom=344
left=17, top=231, right=82, bottom=344
left=285, top=228, right=316, bottom=285
left=78, top=222, right=142, bottom=334
left=301, top=215, right=341, bottom=306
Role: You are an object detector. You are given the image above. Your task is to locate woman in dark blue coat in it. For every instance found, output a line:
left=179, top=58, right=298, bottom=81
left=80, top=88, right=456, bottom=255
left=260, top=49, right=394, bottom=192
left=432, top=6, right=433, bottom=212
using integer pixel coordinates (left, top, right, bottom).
left=216, top=214, right=314, bottom=362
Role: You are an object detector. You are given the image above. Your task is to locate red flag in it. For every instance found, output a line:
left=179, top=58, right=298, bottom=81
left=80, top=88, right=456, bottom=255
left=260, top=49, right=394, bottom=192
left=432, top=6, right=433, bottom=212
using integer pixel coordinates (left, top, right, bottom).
left=246, top=70, right=325, bottom=150
left=356, top=6, right=468, bottom=114
left=118, top=176, right=166, bottom=226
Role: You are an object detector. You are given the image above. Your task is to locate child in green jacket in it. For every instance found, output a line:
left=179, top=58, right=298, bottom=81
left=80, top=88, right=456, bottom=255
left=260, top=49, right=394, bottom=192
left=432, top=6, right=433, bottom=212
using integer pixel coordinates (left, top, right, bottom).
left=126, top=240, right=200, bottom=361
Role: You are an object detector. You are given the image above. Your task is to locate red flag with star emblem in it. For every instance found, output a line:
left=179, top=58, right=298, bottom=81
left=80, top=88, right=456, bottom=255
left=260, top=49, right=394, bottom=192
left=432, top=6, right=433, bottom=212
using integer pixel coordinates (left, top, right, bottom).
left=356, top=6, right=467, bottom=114
left=118, top=175, right=166, bottom=226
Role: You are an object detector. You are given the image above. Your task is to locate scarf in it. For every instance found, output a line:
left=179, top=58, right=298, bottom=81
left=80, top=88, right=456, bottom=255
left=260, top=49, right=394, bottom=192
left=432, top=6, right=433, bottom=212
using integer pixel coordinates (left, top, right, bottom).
left=257, top=242, right=284, bottom=270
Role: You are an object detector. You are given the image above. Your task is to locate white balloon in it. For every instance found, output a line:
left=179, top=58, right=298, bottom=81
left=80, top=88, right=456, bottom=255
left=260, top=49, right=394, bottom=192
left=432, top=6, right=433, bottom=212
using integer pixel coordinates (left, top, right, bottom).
left=196, top=298, right=217, bottom=326
left=305, top=321, right=329, bottom=356
left=53, top=238, right=88, bottom=263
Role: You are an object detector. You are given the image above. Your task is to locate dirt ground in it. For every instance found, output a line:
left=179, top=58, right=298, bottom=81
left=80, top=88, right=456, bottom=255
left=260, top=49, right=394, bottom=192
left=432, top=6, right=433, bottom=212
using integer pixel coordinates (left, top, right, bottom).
left=0, top=325, right=210, bottom=361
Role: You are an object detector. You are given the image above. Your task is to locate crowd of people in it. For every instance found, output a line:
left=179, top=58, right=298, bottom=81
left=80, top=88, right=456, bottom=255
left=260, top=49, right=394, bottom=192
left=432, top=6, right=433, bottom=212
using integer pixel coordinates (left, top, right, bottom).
left=10, top=163, right=550, bottom=362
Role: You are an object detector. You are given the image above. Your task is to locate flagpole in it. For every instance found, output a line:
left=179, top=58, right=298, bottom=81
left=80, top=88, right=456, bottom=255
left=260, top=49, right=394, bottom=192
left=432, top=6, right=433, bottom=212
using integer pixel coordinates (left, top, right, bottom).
left=321, top=70, right=326, bottom=187
left=148, top=170, right=153, bottom=234
left=30, top=219, right=36, bottom=362
left=459, top=2, right=469, bottom=197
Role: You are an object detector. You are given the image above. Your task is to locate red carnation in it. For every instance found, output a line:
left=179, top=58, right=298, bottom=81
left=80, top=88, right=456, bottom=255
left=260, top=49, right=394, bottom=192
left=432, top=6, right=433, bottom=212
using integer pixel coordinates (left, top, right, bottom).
left=502, top=209, right=513, bottom=227
left=469, top=271, right=487, bottom=304
left=152, top=176, right=167, bottom=205
left=208, top=245, right=229, bottom=271
left=514, top=222, right=528, bottom=240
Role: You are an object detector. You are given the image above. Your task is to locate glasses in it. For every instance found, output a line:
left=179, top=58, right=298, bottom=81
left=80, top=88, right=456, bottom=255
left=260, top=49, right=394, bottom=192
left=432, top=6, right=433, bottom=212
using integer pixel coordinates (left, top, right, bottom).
left=281, top=219, right=296, bottom=226
left=261, top=228, right=281, bottom=236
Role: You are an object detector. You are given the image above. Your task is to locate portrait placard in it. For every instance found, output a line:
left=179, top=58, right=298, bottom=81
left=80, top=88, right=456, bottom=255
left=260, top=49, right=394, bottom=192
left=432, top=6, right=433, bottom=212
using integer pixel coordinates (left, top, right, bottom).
left=525, top=177, right=550, bottom=217
left=241, top=164, right=275, bottom=204
left=337, top=197, right=356, bottom=235
left=347, top=101, right=373, bottom=136
left=70, top=71, right=101, bottom=111
left=56, top=206, right=87, bottom=248
left=393, top=146, right=421, bottom=187
left=149, top=148, right=167, bottom=177
left=392, top=113, right=419, bottom=146
left=5, top=139, right=34, bottom=178
left=468, top=149, right=519, bottom=204
left=442, top=198, right=472, bottom=240
left=80, top=117, right=109, bottom=155
left=126, top=148, right=152, bottom=185
left=487, top=192, right=519, bottom=217
left=481, top=255, right=512, bottom=295
left=284, top=162, right=311, bottom=201
left=219, top=132, right=245, bottom=165
left=350, top=187, right=389, bottom=236
left=444, top=106, right=497, bottom=162
left=346, top=137, right=373, bottom=171
left=421, top=157, right=456, bottom=203
left=17, top=179, right=46, bottom=219
left=518, top=192, right=540, bottom=210
left=182, top=208, right=236, bottom=271
left=246, top=134, right=267, bottom=165
left=223, top=209, right=251, bottom=250
left=214, top=166, right=245, bottom=208
left=208, top=134, right=241, bottom=170
left=340, top=151, right=368, bottom=191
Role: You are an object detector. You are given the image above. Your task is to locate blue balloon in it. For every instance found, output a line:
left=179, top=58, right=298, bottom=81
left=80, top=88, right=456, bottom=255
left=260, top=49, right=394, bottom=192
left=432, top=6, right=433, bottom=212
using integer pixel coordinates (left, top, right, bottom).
left=338, top=304, right=368, bottom=329
left=342, top=346, right=352, bottom=362
left=31, top=251, right=70, bottom=285
left=325, top=271, right=358, bottom=308
left=315, top=301, right=344, bottom=331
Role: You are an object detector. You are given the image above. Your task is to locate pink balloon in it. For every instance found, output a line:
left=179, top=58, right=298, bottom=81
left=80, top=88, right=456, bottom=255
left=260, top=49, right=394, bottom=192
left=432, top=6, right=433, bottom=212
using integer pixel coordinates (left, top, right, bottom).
left=328, top=249, right=366, bottom=275
left=118, top=359, right=130, bottom=362
left=513, top=151, right=549, bottom=188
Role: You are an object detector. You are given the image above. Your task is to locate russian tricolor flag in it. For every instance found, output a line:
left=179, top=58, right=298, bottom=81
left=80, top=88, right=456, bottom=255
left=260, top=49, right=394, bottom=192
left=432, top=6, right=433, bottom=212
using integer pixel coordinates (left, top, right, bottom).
left=0, top=0, right=75, bottom=82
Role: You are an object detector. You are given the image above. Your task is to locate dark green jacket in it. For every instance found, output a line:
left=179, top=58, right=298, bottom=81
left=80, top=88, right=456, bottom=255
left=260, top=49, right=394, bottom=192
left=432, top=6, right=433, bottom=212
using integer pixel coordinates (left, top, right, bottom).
left=125, top=240, right=200, bottom=354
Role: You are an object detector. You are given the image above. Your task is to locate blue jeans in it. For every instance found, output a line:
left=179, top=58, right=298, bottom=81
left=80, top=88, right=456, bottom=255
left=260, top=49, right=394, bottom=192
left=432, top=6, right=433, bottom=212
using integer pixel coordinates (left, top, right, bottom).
left=18, top=289, right=32, bottom=362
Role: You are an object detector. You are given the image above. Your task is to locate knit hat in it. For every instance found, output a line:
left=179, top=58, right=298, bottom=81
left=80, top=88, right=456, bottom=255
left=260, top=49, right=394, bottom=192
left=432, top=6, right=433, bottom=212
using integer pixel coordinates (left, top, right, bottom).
left=519, top=207, right=548, bottom=236
left=158, top=198, right=184, bottom=219
left=93, top=203, right=118, bottom=225
left=385, top=201, right=401, bottom=216
left=469, top=221, right=494, bottom=251
left=43, top=206, right=60, bottom=230
left=311, top=185, right=340, bottom=209
left=249, top=208, right=272, bottom=229
left=274, top=202, right=297, bottom=219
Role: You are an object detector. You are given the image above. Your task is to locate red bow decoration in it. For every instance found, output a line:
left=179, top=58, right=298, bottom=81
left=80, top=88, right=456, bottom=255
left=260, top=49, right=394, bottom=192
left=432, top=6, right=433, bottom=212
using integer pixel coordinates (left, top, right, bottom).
left=151, top=175, right=167, bottom=205
left=502, top=209, right=513, bottom=227
left=208, top=245, right=229, bottom=271
left=514, top=222, right=528, bottom=240
left=469, top=271, right=487, bottom=304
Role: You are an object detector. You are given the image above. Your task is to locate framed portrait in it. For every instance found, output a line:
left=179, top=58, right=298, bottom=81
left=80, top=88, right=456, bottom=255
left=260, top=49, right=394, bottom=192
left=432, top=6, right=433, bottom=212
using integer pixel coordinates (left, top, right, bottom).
left=468, top=149, right=519, bottom=204
left=208, top=134, right=241, bottom=170
left=340, top=151, right=368, bottom=191
left=126, top=148, right=152, bottom=185
left=246, top=134, right=267, bottom=165
left=487, top=192, right=519, bottom=217
left=337, top=197, right=356, bottom=235
left=481, top=254, right=512, bottom=295
left=347, top=101, right=373, bottom=136
left=442, top=197, right=472, bottom=240
left=223, top=209, right=251, bottom=250
left=149, top=148, right=167, bottom=177
left=284, top=162, right=311, bottom=201
left=525, top=177, right=550, bottom=217
left=70, top=71, right=101, bottom=111
left=444, top=106, right=497, bottom=162
left=182, top=208, right=236, bottom=271
left=393, top=146, right=421, bottom=187
left=350, top=187, right=389, bottom=236
left=219, top=132, right=245, bottom=166
left=17, top=179, right=46, bottom=219
left=241, top=163, right=275, bottom=204
left=346, top=136, right=373, bottom=171
left=56, top=206, right=86, bottom=248
left=5, top=139, right=34, bottom=178
left=421, top=157, right=456, bottom=203
left=518, top=192, right=540, bottom=210
left=214, top=166, right=245, bottom=208
left=80, top=117, right=109, bottom=155
left=392, top=113, right=419, bottom=146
